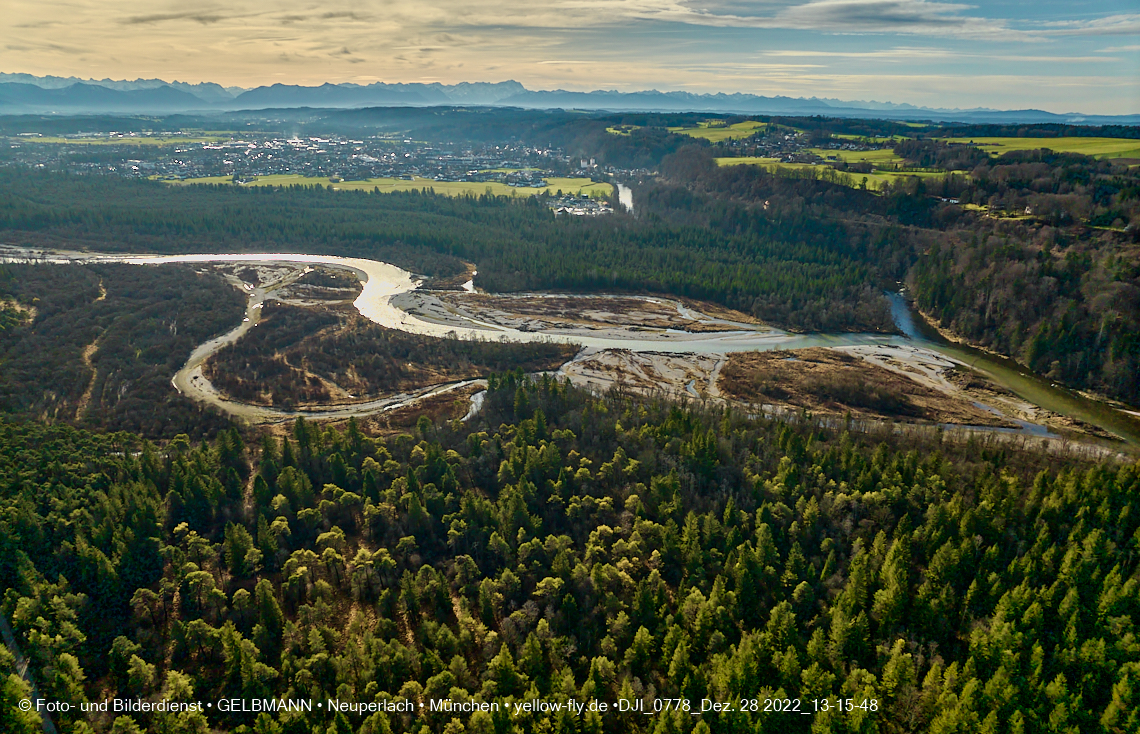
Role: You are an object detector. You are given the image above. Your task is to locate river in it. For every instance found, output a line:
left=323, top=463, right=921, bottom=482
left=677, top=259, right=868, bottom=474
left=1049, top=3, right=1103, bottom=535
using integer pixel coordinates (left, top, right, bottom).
left=886, top=291, right=1140, bottom=447
left=616, top=183, right=634, bottom=214
left=4, top=247, right=1139, bottom=446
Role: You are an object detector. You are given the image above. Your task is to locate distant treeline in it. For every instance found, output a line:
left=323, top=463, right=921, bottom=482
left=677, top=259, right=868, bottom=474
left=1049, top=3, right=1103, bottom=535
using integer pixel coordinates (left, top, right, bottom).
left=0, top=170, right=898, bottom=333
left=891, top=139, right=991, bottom=171
left=925, top=123, right=1140, bottom=140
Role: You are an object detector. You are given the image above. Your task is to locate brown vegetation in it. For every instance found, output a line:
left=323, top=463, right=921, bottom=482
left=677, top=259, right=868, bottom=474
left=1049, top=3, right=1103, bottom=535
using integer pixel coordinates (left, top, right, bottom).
left=0, top=298, right=35, bottom=331
left=0, top=262, right=245, bottom=437
left=719, top=347, right=1010, bottom=425
left=423, top=260, right=479, bottom=290
left=679, top=297, right=763, bottom=325
left=204, top=301, right=575, bottom=408
left=357, top=383, right=483, bottom=436
left=294, top=267, right=360, bottom=290
left=437, top=292, right=755, bottom=332
left=261, top=266, right=364, bottom=303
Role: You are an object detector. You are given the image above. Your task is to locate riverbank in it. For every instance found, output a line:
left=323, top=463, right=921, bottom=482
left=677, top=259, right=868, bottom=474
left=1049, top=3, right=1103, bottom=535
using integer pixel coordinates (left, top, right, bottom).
left=3, top=245, right=1137, bottom=453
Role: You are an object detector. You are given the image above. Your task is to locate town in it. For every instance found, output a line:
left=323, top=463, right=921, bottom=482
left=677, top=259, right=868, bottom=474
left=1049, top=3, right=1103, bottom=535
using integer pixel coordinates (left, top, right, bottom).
left=3, top=131, right=597, bottom=187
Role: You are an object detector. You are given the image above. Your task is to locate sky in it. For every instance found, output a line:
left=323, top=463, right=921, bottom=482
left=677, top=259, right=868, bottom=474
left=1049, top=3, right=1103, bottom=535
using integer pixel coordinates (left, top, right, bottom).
left=4, top=0, right=1139, bottom=114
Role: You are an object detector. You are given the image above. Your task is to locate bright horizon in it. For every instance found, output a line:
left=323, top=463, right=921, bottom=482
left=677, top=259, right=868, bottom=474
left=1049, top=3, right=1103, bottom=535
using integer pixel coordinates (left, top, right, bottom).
left=5, top=0, right=1139, bottom=115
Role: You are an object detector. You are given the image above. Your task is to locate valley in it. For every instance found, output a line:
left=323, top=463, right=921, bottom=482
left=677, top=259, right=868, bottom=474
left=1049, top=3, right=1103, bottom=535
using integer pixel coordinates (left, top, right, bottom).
left=5, top=245, right=1135, bottom=458
left=1, top=102, right=1138, bottom=734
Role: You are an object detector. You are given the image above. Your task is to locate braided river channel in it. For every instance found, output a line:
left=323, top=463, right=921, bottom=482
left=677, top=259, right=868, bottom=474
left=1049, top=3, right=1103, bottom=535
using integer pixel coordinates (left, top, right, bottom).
left=5, top=248, right=1139, bottom=449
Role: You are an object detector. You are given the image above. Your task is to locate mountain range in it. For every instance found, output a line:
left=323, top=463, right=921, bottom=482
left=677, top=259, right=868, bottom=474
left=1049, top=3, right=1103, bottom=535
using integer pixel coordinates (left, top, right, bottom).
left=1, top=73, right=1136, bottom=125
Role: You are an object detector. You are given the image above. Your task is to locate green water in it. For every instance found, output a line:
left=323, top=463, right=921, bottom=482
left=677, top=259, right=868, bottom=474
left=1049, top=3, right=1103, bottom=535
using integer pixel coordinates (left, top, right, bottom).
left=888, top=292, right=1140, bottom=450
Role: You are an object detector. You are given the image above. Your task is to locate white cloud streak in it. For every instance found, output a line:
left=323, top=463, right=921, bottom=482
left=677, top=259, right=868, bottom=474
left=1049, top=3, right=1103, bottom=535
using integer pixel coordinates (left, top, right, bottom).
left=1037, top=14, right=1140, bottom=37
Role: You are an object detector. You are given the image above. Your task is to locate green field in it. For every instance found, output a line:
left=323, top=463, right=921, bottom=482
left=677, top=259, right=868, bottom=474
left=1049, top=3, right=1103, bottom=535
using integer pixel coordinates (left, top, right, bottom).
left=670, top=120, right=767, bottom=142
left=807, top=147, right=907, bottom=165
left=17, top=134, right=228, bottom=146
left=832, top=133, right=908, bottom=143
left=716, top=157, right=945, bottom=191
left=715, top=156, right=781, bottom=166
left=165, top=174, right=612, bottom=198
left=940, top=136, right=1140, bottom=159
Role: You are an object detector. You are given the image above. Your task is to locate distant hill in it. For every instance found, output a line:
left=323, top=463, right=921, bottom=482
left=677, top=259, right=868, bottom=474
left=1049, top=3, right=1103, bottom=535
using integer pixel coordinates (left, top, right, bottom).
left=498, top=89, right=1140, bottom=124
left=0, top=73, right=1136, bottom=125
left=497, top=89, right=836, bottom=113
left=230, top=81, right=526, bottom=108
left=0, top=73, right=239, bottom=102
left=0, top=82, right=209, bottom=113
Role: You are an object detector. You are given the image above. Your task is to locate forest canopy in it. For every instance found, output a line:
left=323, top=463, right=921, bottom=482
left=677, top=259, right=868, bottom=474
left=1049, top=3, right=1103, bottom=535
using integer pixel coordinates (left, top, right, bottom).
left=1, top=376, right=1138, bottom=733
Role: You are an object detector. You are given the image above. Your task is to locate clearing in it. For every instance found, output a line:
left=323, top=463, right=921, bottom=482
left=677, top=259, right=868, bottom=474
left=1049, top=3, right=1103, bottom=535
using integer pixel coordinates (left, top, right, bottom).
left=938, top=136, right=1140, bottom=160
left=670, top=120, right=768, bottom=142
left=715, top=158, right=944, bottom=191
left=166, top=174, right=612, bottom=198
left=19, top=134, right=228, bottom=146
left=807, top=148, right=907, bottom=165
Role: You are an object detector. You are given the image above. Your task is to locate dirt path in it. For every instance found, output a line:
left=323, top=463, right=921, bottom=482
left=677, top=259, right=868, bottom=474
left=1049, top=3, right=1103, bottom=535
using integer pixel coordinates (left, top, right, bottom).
left=74, top=279, right=107, bottom=418
left=75, top=337, right=101, bottom=418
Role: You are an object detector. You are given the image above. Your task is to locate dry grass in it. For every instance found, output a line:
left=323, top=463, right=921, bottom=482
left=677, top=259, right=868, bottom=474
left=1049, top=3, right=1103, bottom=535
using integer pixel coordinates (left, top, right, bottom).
left=719, top=348, right=1011, bottom=425
left=424, top=262, right=478, bottom=291
left=438, top=293, right=755, bottom=332
left=355, top=383, right=483, bottom=436
left=165, top=174, right=613, bottom=198
left=0, top=298, right=36, bottom=330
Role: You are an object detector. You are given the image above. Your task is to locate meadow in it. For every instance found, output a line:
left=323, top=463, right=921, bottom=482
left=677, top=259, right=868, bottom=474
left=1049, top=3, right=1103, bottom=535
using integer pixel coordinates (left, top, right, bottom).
left=805, top=147, right=907, bottom=165
left=715, top=157, right=943, bottom=190
left=832, top=133, right=909, bottom=143
left=939, top=136, right=1140, bottom=159
left=165, top=173, right=613, bottom=197
left=669, top=119, right=767, bottom=141
left=20, top=134, right=228, bottom=146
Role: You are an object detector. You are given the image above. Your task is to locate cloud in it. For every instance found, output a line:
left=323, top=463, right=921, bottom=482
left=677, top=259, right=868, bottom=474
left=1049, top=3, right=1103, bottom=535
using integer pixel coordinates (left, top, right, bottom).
left=319, top=11, right=372, bottom=22
left=761, top=47, right=955, bottom=58
left=52, top=0, right=1042, bottom=44
left=14, top=20, right=63, bottom=29
left=1038, top=14, right=1140, bottom=37
left=777, top=0, right=992, bottom=33
left=121, top=11, right=226, bottom=25
left=657, top=0, right=1028, bottom=39
left=759, top=47, right=1120, bottom=64
left=393, top=0, right=1020, bottom=40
